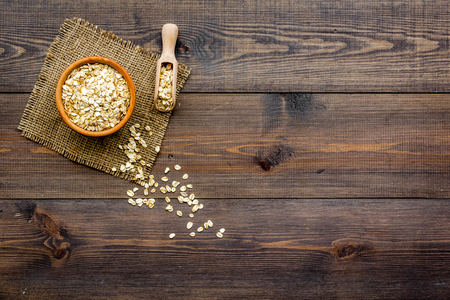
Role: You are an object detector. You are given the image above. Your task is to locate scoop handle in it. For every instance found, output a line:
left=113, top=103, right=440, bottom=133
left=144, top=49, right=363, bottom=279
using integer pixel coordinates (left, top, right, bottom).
left=161, top=24, right=178, bottom=61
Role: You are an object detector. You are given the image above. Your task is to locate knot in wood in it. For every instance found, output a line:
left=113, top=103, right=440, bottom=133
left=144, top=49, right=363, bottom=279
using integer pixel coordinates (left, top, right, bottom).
left=331, top=239, right=371, bottom=260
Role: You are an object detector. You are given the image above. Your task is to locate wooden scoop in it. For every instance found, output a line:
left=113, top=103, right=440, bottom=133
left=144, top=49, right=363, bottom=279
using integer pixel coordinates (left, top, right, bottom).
left=154, top=24, right=179, bottom=112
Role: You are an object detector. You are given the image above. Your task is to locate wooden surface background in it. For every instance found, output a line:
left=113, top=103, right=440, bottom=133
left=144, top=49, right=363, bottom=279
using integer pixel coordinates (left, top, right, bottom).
left=1, top=0, right=450, bottom=299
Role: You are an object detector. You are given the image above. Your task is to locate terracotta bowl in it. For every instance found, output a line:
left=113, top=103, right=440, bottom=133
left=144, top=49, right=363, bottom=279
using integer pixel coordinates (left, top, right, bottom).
left=55, top=56, right=136, bottom=137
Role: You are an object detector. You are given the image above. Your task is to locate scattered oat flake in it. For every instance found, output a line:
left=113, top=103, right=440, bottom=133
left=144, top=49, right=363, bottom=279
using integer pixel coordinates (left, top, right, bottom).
left=187, top=222, right=193, bottom=229
left=169, top=233, right=175, bottom=239
left=172, top=181, right=180, bottom=188
left=128, top=198, right=136, bottom=206
left=133, top=187, right=139, bottom=192
left=165, top=167, right=170, bottom=174
left=177, top=210, right=183, bottom=217
left=127, top=190, right=134, bottom=197
left=182, top=174, right=189, bottom=180
left=197, top=227, right=204, bottom=232
left=189, top=213, right=194, bottom=218
left=187, top=184, right=193, bottom=189
left=216, top=232, right=223, bottom=238
left=174, top=164, right=181, bottom=170
left=189, top=232, right=196, bottom=237
left=155, top=146, right=160, bottom=153
left=161, top=176, right=169, bottom=182
left=219, top=228, right=225, bottom=233
left=145, top=125, right=151, bottom=131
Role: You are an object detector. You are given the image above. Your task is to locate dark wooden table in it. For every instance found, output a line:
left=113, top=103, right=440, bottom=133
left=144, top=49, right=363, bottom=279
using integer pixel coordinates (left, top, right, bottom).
left=2, top=1, right=450, bottom=299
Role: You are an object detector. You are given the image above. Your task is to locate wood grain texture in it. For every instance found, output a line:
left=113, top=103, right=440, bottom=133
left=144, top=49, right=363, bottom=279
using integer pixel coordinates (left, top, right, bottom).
left=2, top=93, right=449, bottom=199
left=1, top=198, right=450, bottom=299
left=2, top=2, right=450, bottom=298
left=1, top=0, right=450, bottom=93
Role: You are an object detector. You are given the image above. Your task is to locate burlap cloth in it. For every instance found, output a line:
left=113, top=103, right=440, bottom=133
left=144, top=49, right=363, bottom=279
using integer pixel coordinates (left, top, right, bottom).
left=18, top=18, right=191, bottom=183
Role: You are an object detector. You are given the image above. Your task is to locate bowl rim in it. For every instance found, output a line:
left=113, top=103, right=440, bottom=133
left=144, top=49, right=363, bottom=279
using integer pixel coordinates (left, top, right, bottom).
left=55, top=56, right=136, bottom=137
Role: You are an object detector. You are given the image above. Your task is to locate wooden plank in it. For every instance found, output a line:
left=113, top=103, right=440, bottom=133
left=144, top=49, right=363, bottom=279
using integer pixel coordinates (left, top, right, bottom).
left=2, top=93, right=449, bottom=199
left=1, top=198, right=450, bottom=299
left=1, top=0, right=450, bottom=93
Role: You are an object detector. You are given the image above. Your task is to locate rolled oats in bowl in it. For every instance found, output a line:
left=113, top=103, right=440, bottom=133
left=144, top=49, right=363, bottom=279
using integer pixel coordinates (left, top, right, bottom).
left=62, top=63, right=131, bottom=132
left=56, top=56, right=136, bottom=137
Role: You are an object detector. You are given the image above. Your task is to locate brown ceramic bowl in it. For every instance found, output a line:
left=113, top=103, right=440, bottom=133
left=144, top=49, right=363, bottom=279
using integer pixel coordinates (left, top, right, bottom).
left=55, top=56, right=136, bottom=137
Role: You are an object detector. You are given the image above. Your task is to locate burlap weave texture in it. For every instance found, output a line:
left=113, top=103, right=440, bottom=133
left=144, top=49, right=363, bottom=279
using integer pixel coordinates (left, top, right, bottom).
left=18, top=18, right=190, bottom=182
